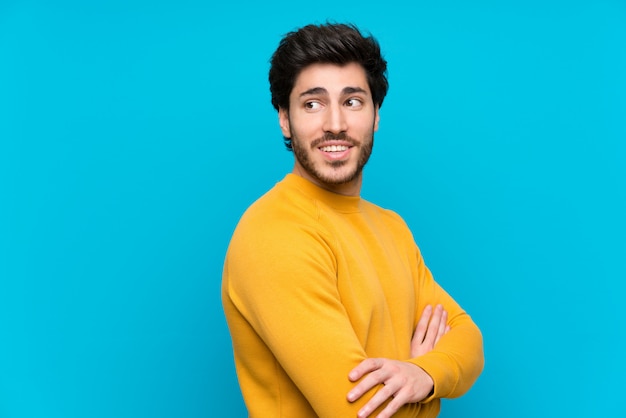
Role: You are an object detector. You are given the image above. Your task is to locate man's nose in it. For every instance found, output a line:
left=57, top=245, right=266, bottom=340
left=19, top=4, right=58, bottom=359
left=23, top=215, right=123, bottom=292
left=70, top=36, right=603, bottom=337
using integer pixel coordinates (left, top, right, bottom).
left=323, top=105, right=348, bottom=134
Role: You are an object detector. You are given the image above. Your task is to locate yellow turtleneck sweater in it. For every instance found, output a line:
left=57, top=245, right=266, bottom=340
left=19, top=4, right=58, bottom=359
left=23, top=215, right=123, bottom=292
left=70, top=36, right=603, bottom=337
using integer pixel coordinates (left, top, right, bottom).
left=222, top=174, right=483, bottom=417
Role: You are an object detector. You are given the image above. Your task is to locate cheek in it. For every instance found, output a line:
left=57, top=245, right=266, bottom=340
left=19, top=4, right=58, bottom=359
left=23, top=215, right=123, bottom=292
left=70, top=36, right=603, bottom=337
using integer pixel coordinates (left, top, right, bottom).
left=350, top=115, right=377, bottom=135
left=289, top=115, right=319, bottom=138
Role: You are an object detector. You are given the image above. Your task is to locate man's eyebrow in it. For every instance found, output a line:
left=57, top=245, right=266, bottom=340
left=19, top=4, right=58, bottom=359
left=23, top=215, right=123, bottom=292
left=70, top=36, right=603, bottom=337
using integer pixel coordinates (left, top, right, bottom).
left=342, top=86, right=368, bottom=95
left=300, top=87, right=328, bottom=97
left=298, top=86, right=369, bottom=98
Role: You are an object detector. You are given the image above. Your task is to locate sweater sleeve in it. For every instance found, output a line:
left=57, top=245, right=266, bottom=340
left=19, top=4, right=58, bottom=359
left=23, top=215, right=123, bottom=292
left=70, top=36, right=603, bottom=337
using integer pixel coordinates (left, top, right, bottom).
left=224, top=215, right=422, bottom=417
left=408, top=246, right=485, bottom=401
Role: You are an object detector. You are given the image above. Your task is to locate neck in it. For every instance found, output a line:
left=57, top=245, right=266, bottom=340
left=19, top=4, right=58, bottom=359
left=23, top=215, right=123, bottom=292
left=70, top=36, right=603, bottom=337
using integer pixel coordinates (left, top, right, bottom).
left=291, top=165, right=362, bottom=197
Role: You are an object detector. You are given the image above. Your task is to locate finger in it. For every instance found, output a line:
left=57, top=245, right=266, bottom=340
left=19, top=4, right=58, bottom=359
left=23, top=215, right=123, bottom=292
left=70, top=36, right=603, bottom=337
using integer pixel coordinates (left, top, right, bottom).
left=411, top=305, right=432, bottom=349
left=356, top=382, right=398, bottom=418
left=374, top=387, right=408, bottom=418
left=349, top=358, right=383, bottom=382
left=422, top=304, right=444, bottom=347
left=434, top=309, right=448, bottom=345
left=347, top=364, right=389, bottom=403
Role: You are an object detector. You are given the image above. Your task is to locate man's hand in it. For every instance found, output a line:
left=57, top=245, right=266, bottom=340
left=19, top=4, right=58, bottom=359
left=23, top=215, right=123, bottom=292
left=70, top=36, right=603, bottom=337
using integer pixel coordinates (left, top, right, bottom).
left=347, top=359, right=434, bottom=418
left=346, top=305, right=450, bottom=417
left=411, top=304, right=450, bottom=357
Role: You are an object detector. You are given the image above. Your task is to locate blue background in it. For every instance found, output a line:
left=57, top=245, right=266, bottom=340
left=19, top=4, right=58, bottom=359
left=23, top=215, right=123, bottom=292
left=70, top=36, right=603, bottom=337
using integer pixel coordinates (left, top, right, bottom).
left=1, top=1, right=625, bottom=417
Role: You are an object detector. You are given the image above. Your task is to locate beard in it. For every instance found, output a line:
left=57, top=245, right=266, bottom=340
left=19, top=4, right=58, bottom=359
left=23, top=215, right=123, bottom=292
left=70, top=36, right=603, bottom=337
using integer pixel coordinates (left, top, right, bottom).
left=290, top=130, right=374, bottom=185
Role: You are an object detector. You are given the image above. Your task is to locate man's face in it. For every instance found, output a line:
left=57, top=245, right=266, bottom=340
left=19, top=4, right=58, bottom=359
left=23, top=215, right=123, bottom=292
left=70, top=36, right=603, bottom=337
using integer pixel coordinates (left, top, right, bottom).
left=279, top=62, right=380, bottom=196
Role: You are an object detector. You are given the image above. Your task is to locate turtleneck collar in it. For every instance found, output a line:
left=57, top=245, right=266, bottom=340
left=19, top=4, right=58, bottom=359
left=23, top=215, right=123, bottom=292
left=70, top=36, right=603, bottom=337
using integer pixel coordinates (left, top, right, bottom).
left=283, top=174, right=362, bottom=214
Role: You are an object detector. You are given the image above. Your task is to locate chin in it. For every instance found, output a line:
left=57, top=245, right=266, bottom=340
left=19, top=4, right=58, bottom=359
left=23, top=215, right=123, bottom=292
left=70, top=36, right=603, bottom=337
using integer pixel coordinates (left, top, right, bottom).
left=316, top=166, right=361, bottom=185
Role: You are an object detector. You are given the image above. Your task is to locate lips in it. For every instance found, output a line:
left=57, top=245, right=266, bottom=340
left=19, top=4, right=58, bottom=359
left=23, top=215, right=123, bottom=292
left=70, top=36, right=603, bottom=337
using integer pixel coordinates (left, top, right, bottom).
left=317, top=141, right=353, bottom=160
left=319, top=145, right=349, bottom=152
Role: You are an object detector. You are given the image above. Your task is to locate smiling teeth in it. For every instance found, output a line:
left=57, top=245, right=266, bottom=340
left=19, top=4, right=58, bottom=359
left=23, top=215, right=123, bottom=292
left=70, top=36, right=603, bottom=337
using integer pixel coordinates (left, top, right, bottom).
left=320, top=145, right=349, bottom=152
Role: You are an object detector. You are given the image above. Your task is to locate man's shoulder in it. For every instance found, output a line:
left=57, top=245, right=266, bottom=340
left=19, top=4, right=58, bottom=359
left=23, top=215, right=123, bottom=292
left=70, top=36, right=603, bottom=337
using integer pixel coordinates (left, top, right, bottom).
left=226, top=178, right=334, bottom=266
left=245, top=178, right=318, bottom=219
left=361, top=198, right=410, bottom=227
left=232, top=177, right=323, bottom=243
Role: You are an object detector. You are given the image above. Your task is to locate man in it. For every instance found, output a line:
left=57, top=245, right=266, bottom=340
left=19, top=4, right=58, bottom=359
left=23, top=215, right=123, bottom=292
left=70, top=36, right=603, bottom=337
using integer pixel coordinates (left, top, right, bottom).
left=222, top=23, right=484, bottom=417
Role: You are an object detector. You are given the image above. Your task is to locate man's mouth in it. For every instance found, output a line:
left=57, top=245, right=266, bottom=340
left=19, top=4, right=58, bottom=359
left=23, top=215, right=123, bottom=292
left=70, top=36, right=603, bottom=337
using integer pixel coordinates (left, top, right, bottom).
left=319, top=145, right=350, bottom=152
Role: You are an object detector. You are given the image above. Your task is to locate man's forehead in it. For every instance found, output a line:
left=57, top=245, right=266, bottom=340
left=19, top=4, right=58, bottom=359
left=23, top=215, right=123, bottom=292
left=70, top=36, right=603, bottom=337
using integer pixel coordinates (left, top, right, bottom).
left=291, top=62, right=370, bottom=95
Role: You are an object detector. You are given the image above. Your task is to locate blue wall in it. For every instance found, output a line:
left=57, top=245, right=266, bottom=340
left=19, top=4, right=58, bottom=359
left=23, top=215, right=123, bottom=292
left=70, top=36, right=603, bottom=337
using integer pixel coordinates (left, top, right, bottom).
left=1, top=1, right=624, bottom=417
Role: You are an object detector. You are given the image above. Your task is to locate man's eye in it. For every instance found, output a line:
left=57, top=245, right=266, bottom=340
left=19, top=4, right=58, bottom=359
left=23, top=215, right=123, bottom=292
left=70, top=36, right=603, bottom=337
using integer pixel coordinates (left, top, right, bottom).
left=346, top=98, right=363, bottom=108
left=305, top=101, right=322, bottom=110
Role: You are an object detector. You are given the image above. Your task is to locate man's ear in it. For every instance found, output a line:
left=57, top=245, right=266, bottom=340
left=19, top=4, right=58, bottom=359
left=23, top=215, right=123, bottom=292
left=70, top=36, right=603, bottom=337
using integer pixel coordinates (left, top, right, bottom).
left=278, top=108, right=291, bottom=138
left=373, top=105, right=380, bottom=132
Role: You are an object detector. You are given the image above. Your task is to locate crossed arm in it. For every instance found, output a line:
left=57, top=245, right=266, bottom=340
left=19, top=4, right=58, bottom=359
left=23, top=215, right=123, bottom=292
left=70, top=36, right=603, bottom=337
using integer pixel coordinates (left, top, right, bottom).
left=347, top=304, right=450, bottom=418
left=226, top=217, right=484, bottom=417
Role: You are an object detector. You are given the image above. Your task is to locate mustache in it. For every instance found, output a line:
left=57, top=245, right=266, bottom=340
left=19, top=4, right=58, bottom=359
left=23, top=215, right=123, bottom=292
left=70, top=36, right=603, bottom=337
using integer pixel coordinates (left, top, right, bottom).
left=310, top=132, right=360, bottom=148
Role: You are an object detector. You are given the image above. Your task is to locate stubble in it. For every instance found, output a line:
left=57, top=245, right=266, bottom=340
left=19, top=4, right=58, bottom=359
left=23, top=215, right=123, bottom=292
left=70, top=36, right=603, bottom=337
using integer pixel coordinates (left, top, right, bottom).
left=291, top=130, right=374, bottom=185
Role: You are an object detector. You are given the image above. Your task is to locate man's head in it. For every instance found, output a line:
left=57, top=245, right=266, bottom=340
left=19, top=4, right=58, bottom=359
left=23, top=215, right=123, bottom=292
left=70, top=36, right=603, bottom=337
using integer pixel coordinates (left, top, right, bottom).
left=268, top=23, right=388, bottom=196
left=269, top=23, right=388, bottom=150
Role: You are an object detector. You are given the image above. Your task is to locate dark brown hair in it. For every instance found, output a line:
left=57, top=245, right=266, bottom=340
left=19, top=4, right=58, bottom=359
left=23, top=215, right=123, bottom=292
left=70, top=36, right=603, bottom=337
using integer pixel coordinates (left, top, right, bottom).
left=269, top=23, right=388, bottom=150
